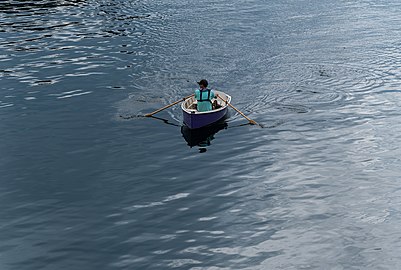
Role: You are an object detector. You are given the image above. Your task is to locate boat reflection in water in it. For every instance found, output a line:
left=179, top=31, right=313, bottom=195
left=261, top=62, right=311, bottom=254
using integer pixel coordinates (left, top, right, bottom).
left=133, top=114, right=228, bottom=153
left=181, top=117, right=228, bottom=153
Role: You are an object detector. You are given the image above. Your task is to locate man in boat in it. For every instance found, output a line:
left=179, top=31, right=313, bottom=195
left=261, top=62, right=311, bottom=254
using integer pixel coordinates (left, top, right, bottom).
left=195, top=79, right=217, bottom=112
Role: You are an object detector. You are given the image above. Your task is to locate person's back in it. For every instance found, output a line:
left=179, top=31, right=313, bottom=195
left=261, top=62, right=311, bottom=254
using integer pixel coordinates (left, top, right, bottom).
left=195, top=79, right=215, bottom=112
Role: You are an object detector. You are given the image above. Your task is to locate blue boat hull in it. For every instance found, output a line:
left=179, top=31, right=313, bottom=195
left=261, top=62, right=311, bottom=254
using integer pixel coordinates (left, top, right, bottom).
left=183, top=107, right=228, bottom=129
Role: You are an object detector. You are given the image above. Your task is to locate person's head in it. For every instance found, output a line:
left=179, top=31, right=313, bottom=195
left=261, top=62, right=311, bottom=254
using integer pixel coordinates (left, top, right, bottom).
left=198, top=79, right=208, bottom=89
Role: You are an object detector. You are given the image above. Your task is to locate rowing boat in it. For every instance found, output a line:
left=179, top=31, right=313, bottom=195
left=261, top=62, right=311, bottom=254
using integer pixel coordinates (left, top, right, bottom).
left=181, top=90, right=231, bottom=129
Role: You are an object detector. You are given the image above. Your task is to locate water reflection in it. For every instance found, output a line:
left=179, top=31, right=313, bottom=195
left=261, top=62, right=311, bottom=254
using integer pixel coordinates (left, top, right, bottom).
left=181, top=119, right=228, bottom=152
left=120, top=114, right=228, bottom=152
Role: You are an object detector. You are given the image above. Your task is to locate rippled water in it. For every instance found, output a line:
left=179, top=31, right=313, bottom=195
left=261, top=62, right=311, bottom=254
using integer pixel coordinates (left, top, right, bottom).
left=2, top=0, right=401, bottom=269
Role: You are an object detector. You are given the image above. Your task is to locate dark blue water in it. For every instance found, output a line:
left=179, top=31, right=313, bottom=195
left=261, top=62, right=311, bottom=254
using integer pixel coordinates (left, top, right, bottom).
left=2, top=0, right=401, bottom=269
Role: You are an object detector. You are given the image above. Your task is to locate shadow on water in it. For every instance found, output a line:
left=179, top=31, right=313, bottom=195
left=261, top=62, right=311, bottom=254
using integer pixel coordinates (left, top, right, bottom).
left=120, top=113, right=230, bottom=152
left=181, top=118, right=228, bottom=152
left=119, top=113, right=228, bottom=152
left=120, top=113, right=257, bottom=152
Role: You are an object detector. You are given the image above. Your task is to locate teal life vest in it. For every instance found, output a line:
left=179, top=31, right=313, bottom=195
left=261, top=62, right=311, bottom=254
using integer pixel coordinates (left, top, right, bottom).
left=198, top=89, right=212, bottom=103
left=195, top=89, right=215, bottom=112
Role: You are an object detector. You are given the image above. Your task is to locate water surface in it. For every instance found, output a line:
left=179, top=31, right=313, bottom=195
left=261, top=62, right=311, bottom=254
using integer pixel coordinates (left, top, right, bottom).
left=1, top=0, right=401, bottom=269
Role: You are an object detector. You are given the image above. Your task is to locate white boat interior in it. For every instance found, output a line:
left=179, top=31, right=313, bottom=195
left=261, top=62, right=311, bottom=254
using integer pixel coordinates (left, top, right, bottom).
left=181, top=90, right=232, bottom=114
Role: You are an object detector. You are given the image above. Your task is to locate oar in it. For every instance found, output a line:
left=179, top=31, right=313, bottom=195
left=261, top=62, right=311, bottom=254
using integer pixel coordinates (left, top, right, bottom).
left=216, top=94, right=261, bottom=127
left=144, top=94, right=194, bottom=117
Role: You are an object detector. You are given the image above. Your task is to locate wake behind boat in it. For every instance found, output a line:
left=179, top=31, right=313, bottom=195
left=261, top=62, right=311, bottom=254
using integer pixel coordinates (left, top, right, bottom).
left=181, top=90, right=231, bottom=129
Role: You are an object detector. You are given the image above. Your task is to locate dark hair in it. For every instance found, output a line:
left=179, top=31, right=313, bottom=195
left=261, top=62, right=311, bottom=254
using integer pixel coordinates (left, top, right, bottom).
left=197, top=79, right=208, bottom=87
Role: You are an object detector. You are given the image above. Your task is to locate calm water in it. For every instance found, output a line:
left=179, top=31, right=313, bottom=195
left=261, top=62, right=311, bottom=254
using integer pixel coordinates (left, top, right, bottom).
left=2, top=0, right=401, bottom=269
